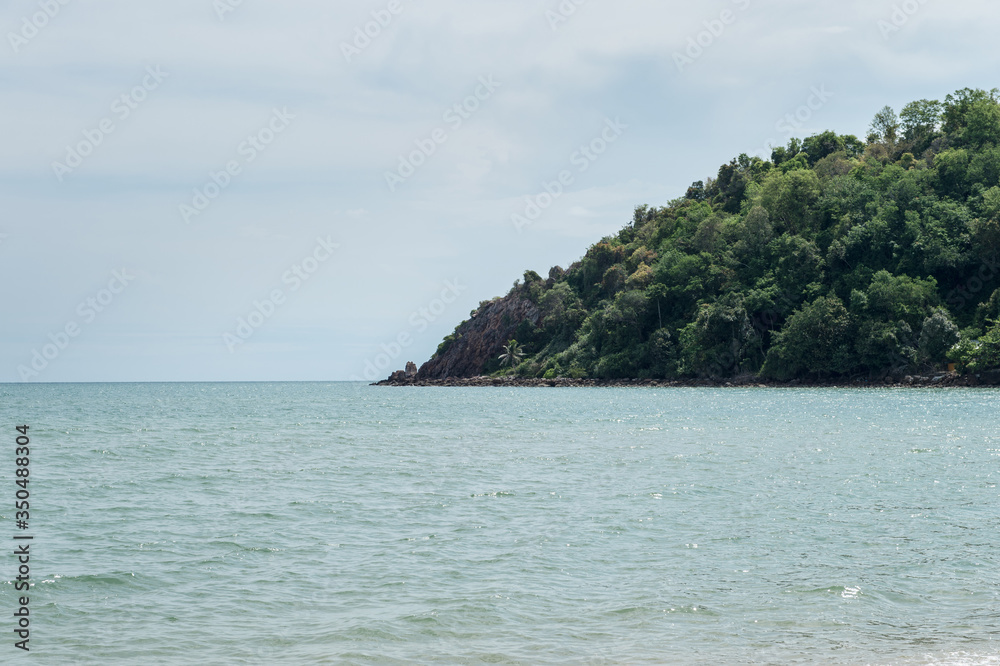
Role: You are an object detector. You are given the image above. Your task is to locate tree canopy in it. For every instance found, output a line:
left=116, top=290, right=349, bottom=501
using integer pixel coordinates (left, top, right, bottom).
left=432, top=88, right=1000, bottom=381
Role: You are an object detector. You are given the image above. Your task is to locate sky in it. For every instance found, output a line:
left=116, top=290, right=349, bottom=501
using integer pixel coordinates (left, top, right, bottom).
left=1, top=0, right=998, bottom=382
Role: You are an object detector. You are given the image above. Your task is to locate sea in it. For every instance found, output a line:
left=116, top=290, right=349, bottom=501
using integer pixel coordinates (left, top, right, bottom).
left=1, top=383, right=999, bottom=665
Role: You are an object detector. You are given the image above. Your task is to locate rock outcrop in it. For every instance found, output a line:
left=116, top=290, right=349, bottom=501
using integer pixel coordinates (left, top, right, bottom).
left=376, top=370, right=998, bottom=388
left=416, top=294, right=540, bottom=379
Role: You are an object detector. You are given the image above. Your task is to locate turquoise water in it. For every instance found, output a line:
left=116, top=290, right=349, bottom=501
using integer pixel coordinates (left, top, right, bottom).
left=2, top=383, right=1000, bottom=664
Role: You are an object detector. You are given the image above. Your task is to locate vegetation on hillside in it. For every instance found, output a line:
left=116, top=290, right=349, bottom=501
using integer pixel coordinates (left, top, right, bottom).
left=440, top=88, right=1000, bottom=380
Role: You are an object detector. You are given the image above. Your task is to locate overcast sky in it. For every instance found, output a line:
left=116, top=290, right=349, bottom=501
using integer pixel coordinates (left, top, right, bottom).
left=1, top=0, right=997, bottom=382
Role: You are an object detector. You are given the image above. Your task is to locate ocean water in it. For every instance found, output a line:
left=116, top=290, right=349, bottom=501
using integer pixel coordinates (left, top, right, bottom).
left=1, top=383, right=999, bottom=665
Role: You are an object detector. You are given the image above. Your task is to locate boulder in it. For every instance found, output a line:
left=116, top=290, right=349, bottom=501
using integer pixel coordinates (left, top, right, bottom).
left=416, top=293, right=541, bottom=379
left=980, top=369, right=1000, bottom=385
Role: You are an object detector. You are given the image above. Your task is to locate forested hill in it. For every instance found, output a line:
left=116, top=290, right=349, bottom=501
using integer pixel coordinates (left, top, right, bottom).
left=421, top=88, right=1000, bottom=382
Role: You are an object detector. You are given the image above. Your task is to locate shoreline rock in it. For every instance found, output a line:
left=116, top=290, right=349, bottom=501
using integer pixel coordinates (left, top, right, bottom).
left=373, top=370, right=1000, bottom=389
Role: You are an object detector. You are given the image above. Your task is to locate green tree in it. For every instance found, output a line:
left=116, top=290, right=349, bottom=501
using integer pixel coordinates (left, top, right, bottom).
left=678, top=293, right=756, bottom=377
left=759, top=169, right=821, bottom=234
left=735, top=205, right=773, bottom=261
left=949, top=320, right=1000, bottom=372
left=918, top=308, right=960, bottom=365
left=900, top=99, right=942, bottom=141
left=498, top=340, right=525, bottom=370
left=933, top=148, right=971, bottom=197
left=852, top=270, right=938, bottom=329
left=961, top=99, right=1000, bottom=147
left=771, top=137, right=803, bottom=166
left=762, top=295, right=855, bottom=379
left=849, top=271, right=938, bottom=373
left=601, top=265, right=627, bottom=295
left=942, top=88, right=1000, bottom=135
left=648, top=328, right=676, bottom=378
left=868, top=105, right=900, bottom=150
left=802, top=131, right=845, bottom=165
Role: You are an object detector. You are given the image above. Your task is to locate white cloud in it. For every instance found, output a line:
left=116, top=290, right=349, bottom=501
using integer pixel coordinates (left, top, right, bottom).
left=2, top=0, right=999, bottom=379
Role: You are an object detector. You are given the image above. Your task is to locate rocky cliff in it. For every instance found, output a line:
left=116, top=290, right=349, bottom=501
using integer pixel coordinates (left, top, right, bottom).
left=415, top=293, right=540, bottom=379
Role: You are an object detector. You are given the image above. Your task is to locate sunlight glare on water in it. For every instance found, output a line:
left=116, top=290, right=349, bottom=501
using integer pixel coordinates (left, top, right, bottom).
left=1, top=383, right=998, bottom=664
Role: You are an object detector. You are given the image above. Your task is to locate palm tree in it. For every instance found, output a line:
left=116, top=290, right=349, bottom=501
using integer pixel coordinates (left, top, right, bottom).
left=498, top=339, right=525, bottom=371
